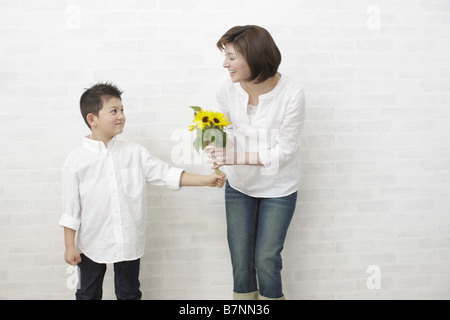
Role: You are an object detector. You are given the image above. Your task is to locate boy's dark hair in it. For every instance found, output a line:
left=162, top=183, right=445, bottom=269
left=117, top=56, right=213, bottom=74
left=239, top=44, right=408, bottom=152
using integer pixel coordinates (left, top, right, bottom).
left=80, top=82, right=123, bottom=129
left=217, top=25, right=282, bottom=84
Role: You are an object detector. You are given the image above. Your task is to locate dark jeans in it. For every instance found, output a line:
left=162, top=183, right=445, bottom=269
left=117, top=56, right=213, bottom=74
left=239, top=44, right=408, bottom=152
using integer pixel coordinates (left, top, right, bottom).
left=225, top=182, right=297, bottom=299
left=76, top=254, right=142, bottom=300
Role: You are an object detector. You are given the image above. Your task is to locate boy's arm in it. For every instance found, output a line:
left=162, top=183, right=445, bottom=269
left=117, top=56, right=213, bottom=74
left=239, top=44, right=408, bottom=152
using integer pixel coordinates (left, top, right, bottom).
left=64, top=227, right=81, bottom=266
left=60, top=163, right=82, bottom=265
left=138, top=146, right=226, bottom=188
left=180, top=171, right=226, bottom=188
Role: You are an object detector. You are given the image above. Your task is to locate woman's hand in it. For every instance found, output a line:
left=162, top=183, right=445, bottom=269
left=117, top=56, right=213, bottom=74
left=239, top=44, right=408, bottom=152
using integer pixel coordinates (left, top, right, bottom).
left=205, top=140, right=262, bottom=168
left=205, top=141, right=235, bottom=169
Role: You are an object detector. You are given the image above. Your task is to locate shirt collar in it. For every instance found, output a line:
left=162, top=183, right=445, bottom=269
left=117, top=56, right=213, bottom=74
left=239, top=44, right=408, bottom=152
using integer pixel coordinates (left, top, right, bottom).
left=236, top=74, right=284, bottom=101
left=82, top=135, right=117, bottom=154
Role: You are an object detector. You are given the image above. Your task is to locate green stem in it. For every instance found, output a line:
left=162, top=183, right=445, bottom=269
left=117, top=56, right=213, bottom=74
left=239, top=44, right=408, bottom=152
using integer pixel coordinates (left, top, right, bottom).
left=214, top=163, right=221, bottom=174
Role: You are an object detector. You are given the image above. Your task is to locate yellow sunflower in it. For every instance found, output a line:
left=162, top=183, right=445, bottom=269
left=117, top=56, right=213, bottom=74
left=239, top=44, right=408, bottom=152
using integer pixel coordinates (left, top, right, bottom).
left=210, top=111, right=231, bottom=128
left=193, top=109, right=214, bottom=130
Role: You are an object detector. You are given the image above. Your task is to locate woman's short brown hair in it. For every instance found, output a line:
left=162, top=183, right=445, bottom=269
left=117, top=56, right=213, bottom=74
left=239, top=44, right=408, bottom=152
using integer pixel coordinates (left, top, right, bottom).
left=217, top=25, right=282, bottom=84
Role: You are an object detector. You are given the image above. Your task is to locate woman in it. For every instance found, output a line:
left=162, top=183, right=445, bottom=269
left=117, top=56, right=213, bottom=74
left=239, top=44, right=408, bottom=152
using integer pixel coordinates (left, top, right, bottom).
left=207, top=25, right=305, bottom=300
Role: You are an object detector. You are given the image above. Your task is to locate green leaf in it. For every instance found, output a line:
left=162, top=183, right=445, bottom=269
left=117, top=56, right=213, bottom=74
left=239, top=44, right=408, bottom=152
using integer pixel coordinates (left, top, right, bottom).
left=190, top=106, right=202, bottom=114
left=193, top=136, right=201, bottom=153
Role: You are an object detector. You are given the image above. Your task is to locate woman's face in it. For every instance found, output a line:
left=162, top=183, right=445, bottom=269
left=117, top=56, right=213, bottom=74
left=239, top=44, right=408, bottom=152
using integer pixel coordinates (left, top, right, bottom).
left=222, top=43, right=252, bottom=83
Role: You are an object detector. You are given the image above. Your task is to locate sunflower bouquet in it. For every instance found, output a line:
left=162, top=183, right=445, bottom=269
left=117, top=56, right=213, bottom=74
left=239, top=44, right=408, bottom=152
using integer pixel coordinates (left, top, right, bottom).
left=189, top=106, right=230, bottom=174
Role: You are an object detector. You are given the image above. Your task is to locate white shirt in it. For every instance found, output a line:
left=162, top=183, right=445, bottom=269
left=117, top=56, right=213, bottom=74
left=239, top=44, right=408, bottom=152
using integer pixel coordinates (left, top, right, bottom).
left=216, top=75, right=305, bottom=198
left=59, top=136, right=184, bottom=263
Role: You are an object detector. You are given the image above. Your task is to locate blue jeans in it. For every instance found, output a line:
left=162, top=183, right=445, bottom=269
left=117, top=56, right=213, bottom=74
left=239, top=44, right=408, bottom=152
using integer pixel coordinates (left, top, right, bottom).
left=225, top=182, right=297, bottom=299
left=75, top=254, right=142, bottom=300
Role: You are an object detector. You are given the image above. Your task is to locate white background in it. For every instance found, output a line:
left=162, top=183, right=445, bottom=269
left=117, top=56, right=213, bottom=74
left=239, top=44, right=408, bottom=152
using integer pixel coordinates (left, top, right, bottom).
left=1, top=0, right=450, bottom=299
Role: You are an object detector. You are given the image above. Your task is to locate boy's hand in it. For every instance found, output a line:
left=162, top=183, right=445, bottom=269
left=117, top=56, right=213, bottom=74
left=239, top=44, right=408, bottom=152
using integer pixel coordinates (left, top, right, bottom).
left=65, top=246, right=82, bottom=266
left=207, top=172, right=226, bottom=188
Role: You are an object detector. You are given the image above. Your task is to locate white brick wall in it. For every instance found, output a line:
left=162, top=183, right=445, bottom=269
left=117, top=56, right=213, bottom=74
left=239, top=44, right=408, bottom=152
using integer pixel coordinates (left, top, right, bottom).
left=1, top=0, right=450, bottom=299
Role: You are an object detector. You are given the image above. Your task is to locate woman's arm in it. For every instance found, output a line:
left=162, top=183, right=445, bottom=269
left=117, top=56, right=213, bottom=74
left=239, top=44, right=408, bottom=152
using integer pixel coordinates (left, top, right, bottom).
left=206, top=143, right=262, bottom=169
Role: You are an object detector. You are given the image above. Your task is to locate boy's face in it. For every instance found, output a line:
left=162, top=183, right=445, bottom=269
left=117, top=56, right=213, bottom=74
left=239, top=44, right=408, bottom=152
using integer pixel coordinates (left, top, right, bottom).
left=90, top=97, right=126, bottom=139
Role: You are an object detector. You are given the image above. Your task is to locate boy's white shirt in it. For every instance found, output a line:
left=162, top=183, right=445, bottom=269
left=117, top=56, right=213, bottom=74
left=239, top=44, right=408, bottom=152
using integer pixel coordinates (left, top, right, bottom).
left=59, top=135, right=184, bottom=263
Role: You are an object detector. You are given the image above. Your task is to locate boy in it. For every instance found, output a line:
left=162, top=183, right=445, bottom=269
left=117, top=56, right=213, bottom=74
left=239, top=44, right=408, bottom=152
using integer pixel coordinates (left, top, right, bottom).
left=59, top=82, right=225, bottom=300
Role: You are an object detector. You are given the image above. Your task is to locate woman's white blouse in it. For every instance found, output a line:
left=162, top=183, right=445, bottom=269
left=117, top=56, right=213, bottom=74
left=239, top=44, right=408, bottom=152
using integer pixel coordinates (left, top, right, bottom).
left=216, top=75, right=305, bottom=198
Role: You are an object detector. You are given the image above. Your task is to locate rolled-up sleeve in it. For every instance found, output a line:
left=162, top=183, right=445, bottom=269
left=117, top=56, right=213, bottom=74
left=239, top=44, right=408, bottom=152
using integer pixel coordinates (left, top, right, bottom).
left=259, top=89, right=305, bottom=171
left=59, top=164, right=81, bottom=230
left=141, top=146, right=184, bottom=190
